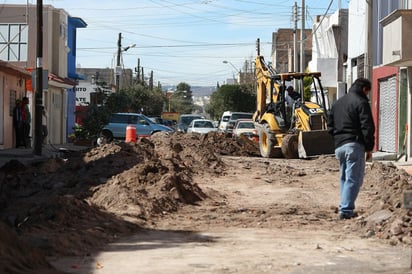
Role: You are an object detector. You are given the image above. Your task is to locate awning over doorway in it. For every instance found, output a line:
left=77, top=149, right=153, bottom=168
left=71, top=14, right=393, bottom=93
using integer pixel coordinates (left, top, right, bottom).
left=48, top=73, right=77, bottom=89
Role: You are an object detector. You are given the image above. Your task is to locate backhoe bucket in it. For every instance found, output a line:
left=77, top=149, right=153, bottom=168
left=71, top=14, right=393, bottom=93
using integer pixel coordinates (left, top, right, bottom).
left=298, top=130, right=335, bottom=158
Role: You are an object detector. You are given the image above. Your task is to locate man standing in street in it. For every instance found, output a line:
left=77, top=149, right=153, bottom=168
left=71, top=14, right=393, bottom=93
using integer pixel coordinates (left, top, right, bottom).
left=327, top=78, right=375, bottom=220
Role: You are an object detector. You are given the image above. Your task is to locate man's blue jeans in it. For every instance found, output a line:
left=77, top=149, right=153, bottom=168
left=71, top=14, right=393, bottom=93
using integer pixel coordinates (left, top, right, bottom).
left=335, top=142, right=366, bottom=214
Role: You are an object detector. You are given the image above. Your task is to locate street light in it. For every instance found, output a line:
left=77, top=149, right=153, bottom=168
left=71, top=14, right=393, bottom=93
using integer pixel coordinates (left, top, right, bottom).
left=123, top=44, right=136, bottom=52
left=222, top=60, right=240, bottom=84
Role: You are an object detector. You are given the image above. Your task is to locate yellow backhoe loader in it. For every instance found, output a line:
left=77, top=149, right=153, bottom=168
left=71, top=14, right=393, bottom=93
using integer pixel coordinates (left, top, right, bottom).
left=253, top=39, right=334, bottom=158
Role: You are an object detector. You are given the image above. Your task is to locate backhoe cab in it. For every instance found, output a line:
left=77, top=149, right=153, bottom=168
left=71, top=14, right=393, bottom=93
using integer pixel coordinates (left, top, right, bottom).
left=253, top=39, right=334, bottom=159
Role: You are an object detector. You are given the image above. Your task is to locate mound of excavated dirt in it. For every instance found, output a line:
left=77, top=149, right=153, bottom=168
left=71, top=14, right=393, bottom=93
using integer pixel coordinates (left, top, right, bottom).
left=1, top=131, right=412, bottom=272
left=0, top=132, right=250, bottom=272
left=353, top=162, right=412, bottom=245
left=0, top=222, right=63, bottom=274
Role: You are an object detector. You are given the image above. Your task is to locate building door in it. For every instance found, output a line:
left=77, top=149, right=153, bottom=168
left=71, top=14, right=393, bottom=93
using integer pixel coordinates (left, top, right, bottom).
left=378, top=76, right=397, bottom=152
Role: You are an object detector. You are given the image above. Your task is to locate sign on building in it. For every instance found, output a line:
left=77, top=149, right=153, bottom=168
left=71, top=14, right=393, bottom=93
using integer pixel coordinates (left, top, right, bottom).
left=75, top=81, right=94, bottom=106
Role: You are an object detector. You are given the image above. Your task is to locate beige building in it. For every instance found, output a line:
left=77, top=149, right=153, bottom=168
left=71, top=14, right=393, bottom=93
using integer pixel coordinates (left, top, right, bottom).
left=0, top=4, right=76, bottom=147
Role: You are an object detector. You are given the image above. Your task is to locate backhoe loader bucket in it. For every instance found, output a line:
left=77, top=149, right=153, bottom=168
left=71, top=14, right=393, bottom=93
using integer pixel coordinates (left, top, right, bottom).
left=298, top=130, right=335, bottom=158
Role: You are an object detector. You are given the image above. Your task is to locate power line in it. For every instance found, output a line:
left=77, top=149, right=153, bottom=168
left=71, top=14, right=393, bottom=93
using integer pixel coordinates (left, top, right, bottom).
left=77, top=41, right=269, bottom=51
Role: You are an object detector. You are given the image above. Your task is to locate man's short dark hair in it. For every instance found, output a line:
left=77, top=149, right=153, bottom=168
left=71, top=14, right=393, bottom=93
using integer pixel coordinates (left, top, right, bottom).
left=353, top=78, right=371, bottom=91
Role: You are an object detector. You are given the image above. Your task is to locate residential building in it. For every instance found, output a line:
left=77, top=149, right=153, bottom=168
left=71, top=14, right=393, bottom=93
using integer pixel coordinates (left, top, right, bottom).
left=378, top=1, right=412, bottom=160
left=271, top=28, right=312, bottom=73
left=344, top=0, right=408, bottom=160
left=309, top=9, right=348, bottom=105
left=0, top=4, right=83, bottom=148
left=0, top=61, right=31, bottom=149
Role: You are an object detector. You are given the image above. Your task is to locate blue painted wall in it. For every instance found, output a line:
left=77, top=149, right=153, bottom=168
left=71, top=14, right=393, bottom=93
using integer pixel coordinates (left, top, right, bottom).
left=67, top=17, right=87, bottom=141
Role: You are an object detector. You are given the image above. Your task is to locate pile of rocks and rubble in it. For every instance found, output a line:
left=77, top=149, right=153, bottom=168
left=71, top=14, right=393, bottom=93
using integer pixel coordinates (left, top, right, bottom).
left=355, top=162, right=412, bottom=245
left=0, top=131, right=411, bottom=273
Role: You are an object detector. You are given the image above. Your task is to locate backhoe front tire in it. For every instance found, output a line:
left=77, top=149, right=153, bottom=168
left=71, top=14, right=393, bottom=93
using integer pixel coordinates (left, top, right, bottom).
left=281, top=134, right=299, bottom=159
left=259, top=124, right=277, bottom=158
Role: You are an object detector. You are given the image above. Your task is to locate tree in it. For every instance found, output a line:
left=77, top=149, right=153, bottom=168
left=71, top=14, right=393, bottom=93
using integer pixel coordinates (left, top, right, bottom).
left=169, top=82, right=194, bottom=114
left=81, top=104, right=111, bottom=139
left=122, top=84, right=164, bottom=115
left=105, top=92, right=131, bottom=113
left=207, top=84, right=256, bottom=119
left=303, top=69, right=314, bottom=101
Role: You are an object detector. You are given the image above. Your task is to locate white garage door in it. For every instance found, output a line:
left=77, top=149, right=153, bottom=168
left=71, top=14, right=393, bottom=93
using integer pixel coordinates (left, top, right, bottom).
left=378, top=76, right=397, bottom=153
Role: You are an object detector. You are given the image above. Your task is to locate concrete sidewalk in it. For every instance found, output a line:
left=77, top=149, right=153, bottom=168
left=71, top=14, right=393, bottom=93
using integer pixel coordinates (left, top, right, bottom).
left=0, top=143, right=90, bottom=168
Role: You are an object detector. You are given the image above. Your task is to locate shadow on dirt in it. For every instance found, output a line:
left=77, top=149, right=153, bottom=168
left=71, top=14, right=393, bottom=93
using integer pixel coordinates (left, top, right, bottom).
left=103, top=228, right=219, bottom=252
left=0, top=136, right=216, bottom=273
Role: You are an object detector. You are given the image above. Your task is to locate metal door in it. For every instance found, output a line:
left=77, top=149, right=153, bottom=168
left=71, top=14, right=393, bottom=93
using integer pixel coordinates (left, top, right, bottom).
left=378, top=76, right=397, bottom=152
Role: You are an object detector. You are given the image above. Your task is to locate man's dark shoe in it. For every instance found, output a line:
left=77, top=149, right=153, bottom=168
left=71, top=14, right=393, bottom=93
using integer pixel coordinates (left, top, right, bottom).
left=339, top=212, right=358, bottom=220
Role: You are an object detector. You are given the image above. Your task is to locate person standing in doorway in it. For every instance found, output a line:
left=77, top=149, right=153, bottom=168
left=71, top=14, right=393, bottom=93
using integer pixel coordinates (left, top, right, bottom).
left=13, top=99, right=24, bottom=148
left=21, top=96, right=31, bottom=148
left=327, top=78, right=375, bottom=220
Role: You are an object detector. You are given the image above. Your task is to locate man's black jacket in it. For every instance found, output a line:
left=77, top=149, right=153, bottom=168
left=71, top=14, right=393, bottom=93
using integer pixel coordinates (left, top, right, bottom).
left=327, top=86, right=375, bottom=151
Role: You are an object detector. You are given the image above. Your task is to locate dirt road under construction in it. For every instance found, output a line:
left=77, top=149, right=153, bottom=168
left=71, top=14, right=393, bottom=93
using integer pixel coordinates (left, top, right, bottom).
left=1, top=132, right=412, bottom=273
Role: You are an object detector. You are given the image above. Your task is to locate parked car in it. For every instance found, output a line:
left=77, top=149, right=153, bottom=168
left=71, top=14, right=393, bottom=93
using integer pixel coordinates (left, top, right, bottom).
left=232, top=119, right=258, bottom=142
left=177, top=114, right=205, bottom=133
left=99, top=113, right=173, bottom=143
left=226, top=112, right=254, bottom=134
left=187, top=119, right=217, bottom=134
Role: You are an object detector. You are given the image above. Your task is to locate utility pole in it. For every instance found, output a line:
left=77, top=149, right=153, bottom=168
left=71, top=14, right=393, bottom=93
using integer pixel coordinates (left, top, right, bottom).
left=364, top=0, right=373, bottom=80
left=135, top=58, right=140, bottom=84
left=300, top=0, right=305, bottom=73
left=116, top=32, right=121, bottom=92
left=34, top=0, right=43, bottom=155
left=293, top=2, right=298, bottom=72
left=293, top=2, right=298, bottom=89
left=149, top=70, right=153, bottom=90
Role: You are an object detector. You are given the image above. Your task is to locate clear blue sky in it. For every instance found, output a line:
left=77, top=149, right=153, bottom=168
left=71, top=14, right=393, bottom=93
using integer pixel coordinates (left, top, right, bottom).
left=4, top=0, right=349, bottom=86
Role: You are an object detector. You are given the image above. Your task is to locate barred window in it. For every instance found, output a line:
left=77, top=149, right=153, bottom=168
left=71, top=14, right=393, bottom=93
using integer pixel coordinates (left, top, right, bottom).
left=0, top=24, right=28, bottom=61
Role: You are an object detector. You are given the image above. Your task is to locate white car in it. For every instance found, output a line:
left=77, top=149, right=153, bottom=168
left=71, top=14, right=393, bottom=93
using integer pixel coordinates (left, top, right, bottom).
left=187, top=119, right=217, bottom=134
left=232, top=119, right=258, bottom=141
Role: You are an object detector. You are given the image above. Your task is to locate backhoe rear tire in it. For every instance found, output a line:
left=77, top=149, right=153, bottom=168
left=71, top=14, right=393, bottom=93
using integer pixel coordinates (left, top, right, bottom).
left=259, top=124, right=278, bottom=158
left=281, top=134, right=299, bottom=159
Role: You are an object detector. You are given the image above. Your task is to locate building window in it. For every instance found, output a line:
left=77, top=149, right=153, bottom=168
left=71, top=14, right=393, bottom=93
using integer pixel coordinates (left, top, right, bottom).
left=0, top=24, right=28, bottom=61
